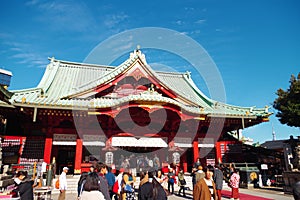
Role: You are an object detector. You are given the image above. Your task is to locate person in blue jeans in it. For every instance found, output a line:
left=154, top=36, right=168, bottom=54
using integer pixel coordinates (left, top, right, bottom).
left=167, top=168, right=175, bottom=194
left=105, top=167, right=116, bottom=200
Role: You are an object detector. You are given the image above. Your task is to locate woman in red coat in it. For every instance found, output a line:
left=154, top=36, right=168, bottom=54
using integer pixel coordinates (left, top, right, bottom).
left=193, top=165, right=217, bottom=200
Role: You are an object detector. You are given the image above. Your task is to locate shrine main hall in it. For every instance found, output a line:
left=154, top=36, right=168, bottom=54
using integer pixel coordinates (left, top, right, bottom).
left=0, top=49, right=271, bottom=174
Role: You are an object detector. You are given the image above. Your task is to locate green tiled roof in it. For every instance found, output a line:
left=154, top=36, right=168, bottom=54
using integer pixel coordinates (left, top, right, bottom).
left=7, top=50, right=271, bottom=119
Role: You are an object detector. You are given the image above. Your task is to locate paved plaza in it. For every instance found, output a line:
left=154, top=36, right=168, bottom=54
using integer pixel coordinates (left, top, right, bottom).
left=50, top=187, right=293, bottom=200
left=37, top=175, right=294, bottom=200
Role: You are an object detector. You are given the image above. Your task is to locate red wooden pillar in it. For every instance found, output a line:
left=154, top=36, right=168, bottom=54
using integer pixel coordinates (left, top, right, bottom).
left=193, top=140, right=199, bottom=163
left=215, top=141, right=222, bottom=164
left=182, top=152, right=188, bottom=173
left=43, top=138, right=52, bottom=163
left=74, top=139, right=83, bottom=174
left=18, top=137, right=26, bottom=164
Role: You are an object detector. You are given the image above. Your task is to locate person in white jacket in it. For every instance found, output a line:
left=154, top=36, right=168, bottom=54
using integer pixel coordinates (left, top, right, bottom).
left=58, top=167, right=68, bottom=200
left=115, top=168, right=124, bottom=197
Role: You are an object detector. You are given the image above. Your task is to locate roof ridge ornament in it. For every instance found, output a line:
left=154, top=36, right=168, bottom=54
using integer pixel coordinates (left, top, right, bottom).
left=250, top=106, right=256, bottom=113
left=149, top=83, right=155, bottom=93
left=265, top=105, right=269, bottom=113
left=48, top=56, right=55, bottom=63
left=130, top=46, right=147, bottom=64
left=214, top=102, right=219, bottom=108
left=140, top=84, right=162, bottom=97
left=185, top=71, right=191, bottom=79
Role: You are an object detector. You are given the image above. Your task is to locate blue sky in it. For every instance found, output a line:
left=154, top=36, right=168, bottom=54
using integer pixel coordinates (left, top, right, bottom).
left=0, top=0, right=299, bottom=143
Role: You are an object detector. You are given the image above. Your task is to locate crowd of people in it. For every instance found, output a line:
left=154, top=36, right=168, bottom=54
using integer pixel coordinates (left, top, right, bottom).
left=10, top=159, right=242, bottom=200
left=73, top=164, right=167, bottom=200
left=72, top=159, right=241, bottom=200
left=75, top=163, right=169, bottom=200
left=191, top=159, right=241, bottom=200
left=117, top=154, right=161, bottom=175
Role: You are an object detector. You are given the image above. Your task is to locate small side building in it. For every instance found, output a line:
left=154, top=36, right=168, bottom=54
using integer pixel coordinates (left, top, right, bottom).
left=261, top=136, right=300, bottom=194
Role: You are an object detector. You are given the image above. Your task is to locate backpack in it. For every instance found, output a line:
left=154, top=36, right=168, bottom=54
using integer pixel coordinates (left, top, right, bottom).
left=195, top=172, right=205, bottom=183
left=55, top=178, right=60, bottom=189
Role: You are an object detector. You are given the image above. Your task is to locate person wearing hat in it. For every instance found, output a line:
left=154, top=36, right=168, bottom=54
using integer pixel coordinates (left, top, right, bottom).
left=58, top=167, right=69, bottom=200
left=193, top=165, right=217, bottom=200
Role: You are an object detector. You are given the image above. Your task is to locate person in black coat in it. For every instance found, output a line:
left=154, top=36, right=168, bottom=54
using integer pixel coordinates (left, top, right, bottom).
left=152, top=178, right=167, bottom=200
left=14, top=171, right=34, bottom=200
left=138, top=172, right=167, bottom=200
left=77, top=172, right=88, bottom=198
left=293, top=180, right=300, bottom=200
left=138, top=178, right=153, bottom=200
left=213, top=164, right=224, bottom=200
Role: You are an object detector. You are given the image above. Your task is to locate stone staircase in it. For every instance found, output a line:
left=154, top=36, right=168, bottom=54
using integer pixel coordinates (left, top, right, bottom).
left=51, top=175, right=80, bottom=195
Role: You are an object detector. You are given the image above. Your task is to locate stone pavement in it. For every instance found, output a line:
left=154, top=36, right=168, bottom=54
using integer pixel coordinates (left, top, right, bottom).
left=50, top=187, right=293, bottom=200
left=48, top=175, right=293, bottom=200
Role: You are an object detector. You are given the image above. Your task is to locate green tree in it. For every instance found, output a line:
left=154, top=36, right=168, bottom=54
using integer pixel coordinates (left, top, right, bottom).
left=273, top=73, right=300, bottom=127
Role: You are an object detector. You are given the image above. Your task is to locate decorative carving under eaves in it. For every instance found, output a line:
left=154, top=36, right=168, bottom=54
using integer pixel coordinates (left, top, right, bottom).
left=140, top=89, right=162, bottom=97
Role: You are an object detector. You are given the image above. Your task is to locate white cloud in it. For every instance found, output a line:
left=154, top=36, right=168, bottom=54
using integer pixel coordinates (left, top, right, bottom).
left=4, top=41, right=48, bottom=68
left=0, top=32, right=11, bottom=39
left=24, top=1, right=131, bottom=40
left=11, top=53, right=36, bottom=59
left=149, top=62, right=177, bottom=72
left=191, top=30, right=201, bottom=34
left=195, top=19, right=206, bottom=24
left=175, top=20, right=184, bottom=25
left=11, top=52, right=47, bottom=68
left=115, top=43, right=134, bottom=52
left=10, top=47, right=22, bottom=51
left=25, top=0, right=40, bottom=6
left=103, top=14, right=129, bottom=29
left=4, top=41, right=30, bottom=49
left=184, top=7, right=195, bottom=11
left=26, top=1, right=96, bottom=32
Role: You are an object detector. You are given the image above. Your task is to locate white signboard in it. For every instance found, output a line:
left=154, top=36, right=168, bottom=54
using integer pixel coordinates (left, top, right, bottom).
left=198, top=138, right=215, bottom=147
left=111, top=137, right=167, bottom=147
left=53, top=134, right=77, bottom=141
left=174, top=137, right=192, bottom=147
left=261, top=164, right=268, bottom=170
left=53, top=134, right=77, bottom=145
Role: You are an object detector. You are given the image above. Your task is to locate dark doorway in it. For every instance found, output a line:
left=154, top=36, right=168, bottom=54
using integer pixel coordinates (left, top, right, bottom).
left=55, top=145, right=76, bottom=174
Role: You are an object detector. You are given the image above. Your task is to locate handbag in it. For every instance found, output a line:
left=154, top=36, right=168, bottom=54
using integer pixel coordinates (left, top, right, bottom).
left=124, top=184, right=134, bottom=193
left=180, top=179, right=186, bottom=185
left=55, top=178, right=60, bottom=189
